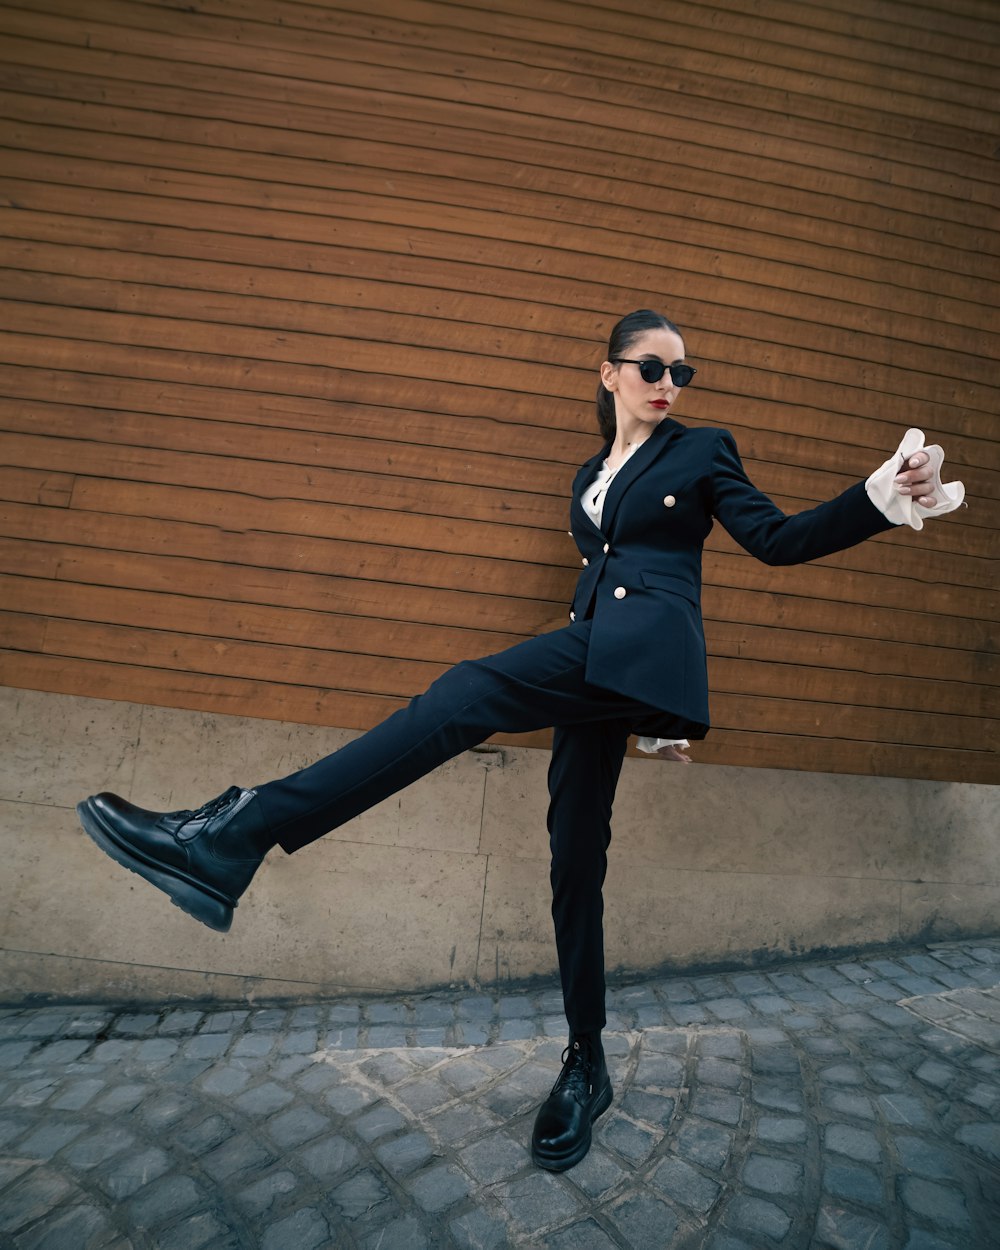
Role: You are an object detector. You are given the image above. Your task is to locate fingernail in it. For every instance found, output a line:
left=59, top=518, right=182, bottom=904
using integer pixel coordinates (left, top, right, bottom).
left=909, top=456, right=921, bottom=467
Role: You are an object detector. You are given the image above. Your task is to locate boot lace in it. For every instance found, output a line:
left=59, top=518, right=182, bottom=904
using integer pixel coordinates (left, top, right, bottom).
left=556, top=1040, right=595, bottom=1099
left=174, top=786, right=242, bottom=823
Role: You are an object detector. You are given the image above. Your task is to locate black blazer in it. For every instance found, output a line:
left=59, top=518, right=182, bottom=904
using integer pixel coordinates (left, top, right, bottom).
left=567, top=418, right=895, bottom=739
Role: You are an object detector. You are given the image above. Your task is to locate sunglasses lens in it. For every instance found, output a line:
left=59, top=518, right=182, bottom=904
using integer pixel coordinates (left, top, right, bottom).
left=671, top=365, right=695, bottom=387
left=637, top=361, right=667, bottom=383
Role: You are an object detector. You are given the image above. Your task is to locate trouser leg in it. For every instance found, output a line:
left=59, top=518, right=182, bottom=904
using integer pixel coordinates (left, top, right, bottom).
left=547, top=720, right=630, bottom=1035
left=254, top=622, right=647, bottom=853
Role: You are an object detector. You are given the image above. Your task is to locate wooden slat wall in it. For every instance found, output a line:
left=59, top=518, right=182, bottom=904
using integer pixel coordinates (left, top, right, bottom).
left=0, top=0, right=997, bottom=783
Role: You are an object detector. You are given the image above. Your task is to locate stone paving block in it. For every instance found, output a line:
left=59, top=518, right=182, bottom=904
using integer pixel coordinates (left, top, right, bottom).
left=265, top=1104, right=330, bottom=1148
left=11, top=1201, right=110, bottom=1250
left=899, top=1177, right=973, bottom=1231
left=374, top=1130, right=436, bottom=1177
left=297, top=1132, right=360, bottom=1181
left=449, top=1207, right=510, bottom=1250
left=818, top=1062, right=865, bottom=1086
left=324, top=1081, right=379, bottom=1116
left=670, top=1003, right=710, bottom=1025
left=636, top=1052, right=685, bottom=1087
left=690, top=1089, right=742, bottom=1126
left=406, top=1161, right=475, bottom=1213
left=358, top=1213, right=429, bottom=1250
left=650, top=1154, right=722, bottom=1213
left=126, top=1174, right=204, bottom=1226
left=826, top=1123, right=881, bottom=1164
left=235, top=1169, right=298, bottom=1216
left=63, top=1124, right=136, bottom=1169
left=0, top=1168, right=75, bottom=1234
left=742, top=1152, right=802, bottom=1196
left=198, top=1064, right=252, bottom=1097
left=176, top=1114, right=234, bottom=1155
left=749, top=994, right=794, bottom=1015
left=602, top=1185, right=680, bottom=1245
left=362, top=1052, right=415, bottom=1086
left=93, top=1082, right=148, bottom=1115
left=674, top=1117, right=734, bottom=1170
left=878, top=1092, right=935, bottom=1129
left=563, top=1145, right=628, bottom=1200
left=619, top=1089, right=675, bottom=1127
left=459, top=1132, right=527, bottom=1184
left=823, top=1161, right=883, bottom=1207
left=233, top=1081, right=294, bottom=1116
left=294, top=1062, right=342, bottom=1093
left=493, top=1170, right=581, bottom=1234
left=158, top=1009, right=204, bottom=1035
left=546, top=1216, right=620, bottom=1248
left=725, top=1193, right=792, bottom=1242
left=702, top=997, right=752, bottom=1022
left=753, top=1082, right=803, bottom=1114
left=156, top=1209, right=236, bottom=1250
left=427, top=1101, right=499, bottom=1145
left=330, top=1168, right=390, bottom=1220
left=260, top=1206, right=332, bottom=1250
left=902, top=1232, right=963, bottom=1250
left=815, top=1203, right=889, bottom=1250
left=804, top=1036, right=850, bottom=1057
left=182, top=1033, right=230, bottom=1060
left=49, top=1077, right=106, bottom=1110
left=758, top=1116, right=807, bottom=1145
left=96, top=1145, right=171, bottom=1198
left=599, top=1111, right=661, bottom=1165
left=33, top=1039, right=90, bottom=1064
left=394, top=1075, right=455, bottom=1115
left=355, top=1102, right=408, bottom=1143
left=697, top=1057, right=742, bottom=1089
left=17, top=1118, right=88, bottom=1159
left=823, top=1090, right=875, bottom=1120
left=112, top=1012, right=160, bottom=1037
left=913, top=1059, right=957, bottom=1089
left=201, top=1010, right=249, bottom=1033
left=751, top=1046, right=800, bottom=1075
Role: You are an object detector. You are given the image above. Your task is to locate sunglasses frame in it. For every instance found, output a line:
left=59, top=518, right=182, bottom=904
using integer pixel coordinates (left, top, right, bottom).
left=613, top=358, right=697, bottom=387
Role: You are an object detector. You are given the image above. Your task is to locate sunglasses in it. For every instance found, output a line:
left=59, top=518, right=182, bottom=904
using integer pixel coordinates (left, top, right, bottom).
left=613, top=359, right=697, bottom=387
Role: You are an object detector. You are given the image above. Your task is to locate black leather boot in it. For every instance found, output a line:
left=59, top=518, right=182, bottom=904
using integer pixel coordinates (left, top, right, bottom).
left=531, top=1032, right=612, bottom=1171
left=77, top=786, right=273, bottom=933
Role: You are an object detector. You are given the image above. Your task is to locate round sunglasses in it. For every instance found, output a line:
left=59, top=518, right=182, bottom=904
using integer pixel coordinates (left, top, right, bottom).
left=613, top=359, right=696, bottom=387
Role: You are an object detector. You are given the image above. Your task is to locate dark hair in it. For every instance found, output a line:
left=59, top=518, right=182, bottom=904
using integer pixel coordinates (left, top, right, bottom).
left=596, top=309, right=685, bottom=441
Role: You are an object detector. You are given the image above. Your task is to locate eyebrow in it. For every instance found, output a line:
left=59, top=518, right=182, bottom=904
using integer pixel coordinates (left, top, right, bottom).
left=636, top=354, right=686, bottom=364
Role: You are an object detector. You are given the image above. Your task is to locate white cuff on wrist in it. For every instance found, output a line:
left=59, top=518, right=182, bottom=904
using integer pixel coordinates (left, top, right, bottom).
left=865, top=427, right=965, bottom=531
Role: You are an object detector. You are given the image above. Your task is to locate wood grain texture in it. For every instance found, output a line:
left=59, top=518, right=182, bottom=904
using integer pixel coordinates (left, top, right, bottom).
left=0, top=0, right=996, bottom=783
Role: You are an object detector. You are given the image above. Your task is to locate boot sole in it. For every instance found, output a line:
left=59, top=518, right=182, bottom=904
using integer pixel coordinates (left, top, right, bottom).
left=77, top=800, right=234, bottom=933
left=531, top=1079, right=613, bottom=1172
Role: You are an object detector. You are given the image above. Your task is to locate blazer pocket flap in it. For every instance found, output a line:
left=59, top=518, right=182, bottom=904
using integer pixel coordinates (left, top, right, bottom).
left=640, top=570, right=699, bottom=604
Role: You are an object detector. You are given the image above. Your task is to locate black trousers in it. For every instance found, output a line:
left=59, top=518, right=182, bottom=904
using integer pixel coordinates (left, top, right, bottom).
left=253, top=620, right=656, bottom=1033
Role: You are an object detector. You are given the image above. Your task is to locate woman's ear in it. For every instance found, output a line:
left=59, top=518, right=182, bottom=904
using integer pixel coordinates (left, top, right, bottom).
left=600, top=360, right=618, bottom=391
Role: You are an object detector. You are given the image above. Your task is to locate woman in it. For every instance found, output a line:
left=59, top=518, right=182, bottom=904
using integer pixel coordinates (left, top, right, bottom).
left=77, top=310, right=963, bottom=1172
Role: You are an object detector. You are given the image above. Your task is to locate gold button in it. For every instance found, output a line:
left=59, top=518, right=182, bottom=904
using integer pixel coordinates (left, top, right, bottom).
left=569, top=610, right=576, bottom=621
left=582, top=557, right=589, bottom=566
left=568, top=530, right=573, bottom=537
left=663, top=495, right=676, bottom=507
left=614, top=586, right=626, bottom=599
left=603, top=542, right=610, bottom=553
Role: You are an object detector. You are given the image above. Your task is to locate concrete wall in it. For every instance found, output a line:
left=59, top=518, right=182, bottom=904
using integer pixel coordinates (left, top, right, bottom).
left=2, top=685, right=997, bottom=1005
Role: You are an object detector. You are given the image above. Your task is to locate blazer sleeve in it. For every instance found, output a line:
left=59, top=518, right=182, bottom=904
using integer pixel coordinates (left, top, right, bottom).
left=711, top=430, right=895, bottom=566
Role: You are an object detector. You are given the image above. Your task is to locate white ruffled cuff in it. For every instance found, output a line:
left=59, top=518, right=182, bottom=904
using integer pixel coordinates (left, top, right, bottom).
left=636, top=737, right=689, bottom=754
left=865, top=427, right=965, bottom=531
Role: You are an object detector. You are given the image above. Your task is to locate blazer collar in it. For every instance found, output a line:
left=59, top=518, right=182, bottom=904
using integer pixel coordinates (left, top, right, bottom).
left=572, top=418, right=683, bottom=537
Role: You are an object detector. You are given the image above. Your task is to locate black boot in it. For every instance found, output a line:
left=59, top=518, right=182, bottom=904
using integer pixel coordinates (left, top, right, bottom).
left=531, top=1032, right=612, bottom=1171
left=77, top=786, right=273, bottom=933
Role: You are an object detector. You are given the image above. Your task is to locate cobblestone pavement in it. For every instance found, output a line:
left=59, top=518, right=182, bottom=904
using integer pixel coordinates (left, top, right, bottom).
left=2, top=940, right=1000, bottom=1249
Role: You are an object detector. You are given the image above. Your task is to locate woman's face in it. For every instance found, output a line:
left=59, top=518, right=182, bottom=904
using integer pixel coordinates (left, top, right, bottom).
left=600, top=326, right=688, bottom=434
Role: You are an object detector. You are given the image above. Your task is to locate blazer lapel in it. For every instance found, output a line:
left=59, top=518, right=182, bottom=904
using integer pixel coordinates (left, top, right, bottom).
left=570, top=446, right=610, bottom=539
left=599, top=418, right=682, bottom=534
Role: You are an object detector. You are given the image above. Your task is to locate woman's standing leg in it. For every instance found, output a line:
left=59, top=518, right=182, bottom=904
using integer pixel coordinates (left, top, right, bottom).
left=532, top=719, right=630, bottom=1171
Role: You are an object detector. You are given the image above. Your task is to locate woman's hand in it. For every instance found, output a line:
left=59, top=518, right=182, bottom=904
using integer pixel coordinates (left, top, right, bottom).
left=655, top=744, right=692, bottom=763
left=894, top=449, right=938, bottom=507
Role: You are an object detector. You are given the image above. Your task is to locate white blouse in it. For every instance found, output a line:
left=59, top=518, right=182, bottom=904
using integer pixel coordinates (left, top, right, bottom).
left=579, top=427, right=964, bottom=756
